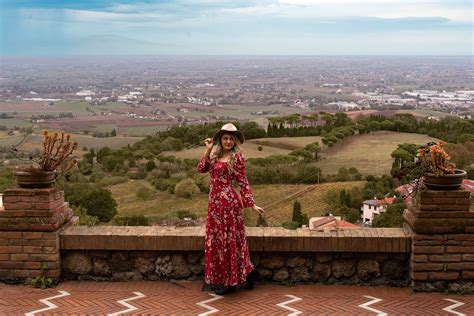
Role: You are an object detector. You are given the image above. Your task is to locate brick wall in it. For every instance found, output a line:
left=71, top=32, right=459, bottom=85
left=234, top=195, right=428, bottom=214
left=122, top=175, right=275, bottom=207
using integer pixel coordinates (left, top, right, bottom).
left=404, top=189, right=474, bottom=293
left=0, top=188, right=73, bottom=282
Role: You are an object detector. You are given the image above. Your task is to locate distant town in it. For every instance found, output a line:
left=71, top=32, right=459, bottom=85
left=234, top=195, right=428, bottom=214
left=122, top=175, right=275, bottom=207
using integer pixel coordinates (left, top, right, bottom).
left=0, top=56, right=472, bottom=134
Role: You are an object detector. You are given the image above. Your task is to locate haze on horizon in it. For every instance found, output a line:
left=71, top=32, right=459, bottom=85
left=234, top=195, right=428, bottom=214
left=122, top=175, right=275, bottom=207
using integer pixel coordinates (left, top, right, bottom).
left=0, top=0, right=473, bottom=56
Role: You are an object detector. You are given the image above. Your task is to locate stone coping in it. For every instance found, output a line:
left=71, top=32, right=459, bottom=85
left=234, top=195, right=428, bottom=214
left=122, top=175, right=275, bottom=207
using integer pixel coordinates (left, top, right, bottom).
left=60, top=226, right=410, bottom=253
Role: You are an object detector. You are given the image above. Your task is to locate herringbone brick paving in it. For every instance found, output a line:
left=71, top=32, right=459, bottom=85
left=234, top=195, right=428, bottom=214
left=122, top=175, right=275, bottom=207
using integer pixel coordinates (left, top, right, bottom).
left=0, top=281, right=472, bottom=315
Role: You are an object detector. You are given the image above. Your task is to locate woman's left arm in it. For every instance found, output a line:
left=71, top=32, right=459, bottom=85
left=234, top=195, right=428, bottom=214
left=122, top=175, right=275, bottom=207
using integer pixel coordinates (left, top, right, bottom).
left=234, top=153, right=264, bottom=215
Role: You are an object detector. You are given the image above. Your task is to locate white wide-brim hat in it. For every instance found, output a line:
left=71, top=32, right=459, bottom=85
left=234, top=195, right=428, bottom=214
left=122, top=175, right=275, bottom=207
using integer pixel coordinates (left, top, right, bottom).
left=212, top=123, right=244, bottom=144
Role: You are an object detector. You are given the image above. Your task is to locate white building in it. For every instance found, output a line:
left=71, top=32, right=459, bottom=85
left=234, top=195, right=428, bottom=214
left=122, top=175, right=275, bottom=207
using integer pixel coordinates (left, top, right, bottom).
left=361, top=197, right=394, bottom=225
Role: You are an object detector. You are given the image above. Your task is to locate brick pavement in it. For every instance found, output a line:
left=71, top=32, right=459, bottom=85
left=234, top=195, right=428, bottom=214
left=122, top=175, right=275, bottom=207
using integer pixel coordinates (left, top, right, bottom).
left=0, top=281, right=472, bottom=315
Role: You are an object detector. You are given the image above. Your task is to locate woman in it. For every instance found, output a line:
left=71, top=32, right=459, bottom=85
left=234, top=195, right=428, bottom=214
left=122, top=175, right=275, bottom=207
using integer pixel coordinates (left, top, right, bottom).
left=197, top=123, right=264, bottom=295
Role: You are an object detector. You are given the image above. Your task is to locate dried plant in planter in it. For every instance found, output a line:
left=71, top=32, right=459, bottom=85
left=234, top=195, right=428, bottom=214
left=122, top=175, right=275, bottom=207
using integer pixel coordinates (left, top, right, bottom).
left=11, top=131, right=78, bottom=187
left=416, top=141, right=456, bottom=176
left=403, top=142, right=466, bottom=196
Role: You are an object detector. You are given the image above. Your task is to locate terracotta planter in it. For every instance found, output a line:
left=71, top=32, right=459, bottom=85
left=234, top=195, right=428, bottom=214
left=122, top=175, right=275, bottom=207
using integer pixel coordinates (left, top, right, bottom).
left=14, top=168, right=56, bottom=188
left=423, top=169, right=467, bottom=190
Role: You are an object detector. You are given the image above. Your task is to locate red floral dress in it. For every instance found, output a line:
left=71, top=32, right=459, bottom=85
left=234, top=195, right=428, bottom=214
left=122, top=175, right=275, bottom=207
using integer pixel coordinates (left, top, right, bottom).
left=197, top=152, right=255, bottom=287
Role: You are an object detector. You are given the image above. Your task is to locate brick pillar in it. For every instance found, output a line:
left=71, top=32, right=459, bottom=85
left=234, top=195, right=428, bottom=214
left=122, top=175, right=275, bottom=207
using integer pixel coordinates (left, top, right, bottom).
left=403, top=188, right=474, bottom=293
left=0, top=188, right=73, bottom=282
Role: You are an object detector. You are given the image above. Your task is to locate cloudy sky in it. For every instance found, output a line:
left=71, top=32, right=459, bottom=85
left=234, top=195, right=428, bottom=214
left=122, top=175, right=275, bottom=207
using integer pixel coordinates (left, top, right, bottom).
left=0, top=0, right=472, bottom=55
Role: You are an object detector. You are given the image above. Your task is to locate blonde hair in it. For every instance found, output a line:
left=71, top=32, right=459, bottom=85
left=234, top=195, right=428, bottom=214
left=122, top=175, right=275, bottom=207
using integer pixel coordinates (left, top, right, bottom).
left=210, top=133, right=242, bottom=173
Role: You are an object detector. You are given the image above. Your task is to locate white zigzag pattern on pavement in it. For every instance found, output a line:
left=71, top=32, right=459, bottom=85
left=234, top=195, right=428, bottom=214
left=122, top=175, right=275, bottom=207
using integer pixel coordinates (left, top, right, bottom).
left=358, top=295, right=387, bottom=316
left=25, top=290, right=70, bottom=316
left=108, top=291, right=145, bottom=316
left=276, top=294, right=303, bottom=316
left=443, top=298, right=465, bottom=316
left=197, top=293, right=223, bottom=316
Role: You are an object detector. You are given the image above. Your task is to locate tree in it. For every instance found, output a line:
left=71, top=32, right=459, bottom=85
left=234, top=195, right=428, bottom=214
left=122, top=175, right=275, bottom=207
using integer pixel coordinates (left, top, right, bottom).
left=145, top=160, right=156, bottom=171
left=111, top=129, right=117, bottom=137
left=62, top=183, right=117, bottom=222
left=291, top=200, right=308, bottom=227
left=373, top=198, right=406, bottom=227
left=292, top=200, right=303, bottom=223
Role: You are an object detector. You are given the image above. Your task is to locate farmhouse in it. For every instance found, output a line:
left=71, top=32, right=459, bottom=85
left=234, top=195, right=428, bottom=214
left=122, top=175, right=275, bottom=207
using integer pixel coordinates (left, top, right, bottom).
left=361, top=197, right=395, bottom=226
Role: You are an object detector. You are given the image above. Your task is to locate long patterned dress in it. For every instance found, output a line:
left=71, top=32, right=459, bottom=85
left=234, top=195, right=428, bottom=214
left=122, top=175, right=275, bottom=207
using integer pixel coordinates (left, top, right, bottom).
left=197, top=151, right=255, bottom=287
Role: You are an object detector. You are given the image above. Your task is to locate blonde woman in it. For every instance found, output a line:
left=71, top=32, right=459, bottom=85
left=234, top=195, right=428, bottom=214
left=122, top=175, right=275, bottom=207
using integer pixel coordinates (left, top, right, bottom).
left=198, top=123, right=264, bottom=295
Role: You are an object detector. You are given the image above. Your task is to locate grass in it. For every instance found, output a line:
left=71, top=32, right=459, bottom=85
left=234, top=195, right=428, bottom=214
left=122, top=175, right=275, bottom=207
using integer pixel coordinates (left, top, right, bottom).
left=109, top=180, right=209, bottom=221
left=124, top=125, right=168, bottom=136
left=94, top=124, right=117, bottom=133
left=316, top=131, right=439, bottom=176
left=248, top=136, right=322, bottom=150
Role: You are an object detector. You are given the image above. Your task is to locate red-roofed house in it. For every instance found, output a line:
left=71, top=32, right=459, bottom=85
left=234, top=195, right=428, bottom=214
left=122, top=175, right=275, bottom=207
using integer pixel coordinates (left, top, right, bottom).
left=462, top=179, right=474, bottom=193
left=361, top=197, right=395, bottom=226
left=309, top=216, right=359, bottom=230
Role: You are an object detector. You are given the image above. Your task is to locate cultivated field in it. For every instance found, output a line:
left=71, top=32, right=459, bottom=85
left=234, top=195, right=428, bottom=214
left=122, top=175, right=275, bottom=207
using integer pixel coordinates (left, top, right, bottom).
left=248, top=136, right=322, bottom=150
left=163, top=142, right=292, bottom=159
left=109, top=179, right=365, bottom=226
left=247, top=181, right=366, bottom=225
left=315, top=131, right=439, bottom=176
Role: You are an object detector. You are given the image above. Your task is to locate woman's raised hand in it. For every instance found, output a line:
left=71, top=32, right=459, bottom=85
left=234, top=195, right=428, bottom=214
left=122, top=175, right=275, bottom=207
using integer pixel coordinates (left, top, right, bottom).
left=204, top=138, right=213, bottom=149
left=252, top=205, right=265, bottom=216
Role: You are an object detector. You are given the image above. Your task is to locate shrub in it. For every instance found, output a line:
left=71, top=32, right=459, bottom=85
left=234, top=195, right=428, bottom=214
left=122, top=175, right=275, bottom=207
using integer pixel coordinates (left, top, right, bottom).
left=113, top=214, right=149, bottom=226
left=174, top=178, right=200, bottom=198
left=282, top=221, right=299, bottom=230
left=62, top=183, right=117, bottom=222
left=73, top=206, right=100, bottom=226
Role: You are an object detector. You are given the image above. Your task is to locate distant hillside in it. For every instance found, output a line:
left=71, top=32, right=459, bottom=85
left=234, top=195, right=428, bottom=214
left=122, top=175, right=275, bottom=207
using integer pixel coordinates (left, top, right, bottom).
left=315, top=131, right=439, bottom=176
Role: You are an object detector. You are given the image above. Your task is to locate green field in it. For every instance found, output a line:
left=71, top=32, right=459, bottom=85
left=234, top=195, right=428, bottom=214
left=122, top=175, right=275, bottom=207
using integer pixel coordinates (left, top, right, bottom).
left=0, top=118, right=33, bottom=129
left=54, top=101, right=129, bottom=116
left=18, top=133, right=143, bottom=154
left=108, top=179, right=365, bottom=226
left=124, top=125, right=168, bottom=136
left=0, top=132, right=26, bottom=147
left=315, top=131, right=439, bottom=176
left=94, top=124, right=118, bottom=133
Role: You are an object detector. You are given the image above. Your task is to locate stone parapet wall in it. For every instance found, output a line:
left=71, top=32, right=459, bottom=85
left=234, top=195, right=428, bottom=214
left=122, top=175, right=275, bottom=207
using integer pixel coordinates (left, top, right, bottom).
left=60, top=226, right=410, bottom=286
left=0, top=188, right=73, bottom=282
left=61, top=250, right=409, bottom=287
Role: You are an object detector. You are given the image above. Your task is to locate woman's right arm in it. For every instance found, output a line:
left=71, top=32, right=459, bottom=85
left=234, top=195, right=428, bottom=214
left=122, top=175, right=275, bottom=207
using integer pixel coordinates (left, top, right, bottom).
left=197, top=138, right=213, bottom=173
